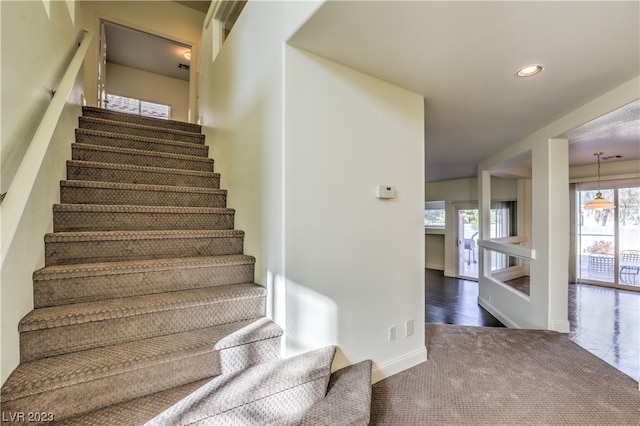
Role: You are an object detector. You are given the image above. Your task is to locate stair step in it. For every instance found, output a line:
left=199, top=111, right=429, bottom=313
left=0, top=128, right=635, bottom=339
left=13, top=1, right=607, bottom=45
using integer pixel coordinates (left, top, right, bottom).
left=79, top=116, right=205, bottom=144
left=35, top=254, right=254, bottom=308
left=66, top=160, right=220, bottom=188
left=3, top=319, right=282, bottom=421
left=52, top=204, right=235, bottom=232
left=75, top=128, right=209, bottom=157
left=19, top=283, right=267, bottom=362
left=72, top=143, right=214, bottom=172
left=45, top=228, right=243, bottom=266
left=299, top=360, right=373, bottom=426
left=147, top=346, right=336, bottom=425
left=60, top=180, right=226, bottom=208
left=82, top=106, right=202, bottom=133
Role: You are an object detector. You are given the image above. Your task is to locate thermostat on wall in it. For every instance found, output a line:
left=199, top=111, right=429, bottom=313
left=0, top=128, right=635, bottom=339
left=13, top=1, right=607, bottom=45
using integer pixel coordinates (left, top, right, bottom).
left=375, top=185, right=396, bottom=199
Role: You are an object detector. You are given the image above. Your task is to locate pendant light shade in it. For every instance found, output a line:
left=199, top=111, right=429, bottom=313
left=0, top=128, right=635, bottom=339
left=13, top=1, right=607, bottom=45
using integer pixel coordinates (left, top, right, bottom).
left=584, top=152, right=615, bottom=210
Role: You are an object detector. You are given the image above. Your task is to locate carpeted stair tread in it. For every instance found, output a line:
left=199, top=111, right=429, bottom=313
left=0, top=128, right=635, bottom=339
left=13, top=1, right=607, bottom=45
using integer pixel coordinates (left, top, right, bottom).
left=75, top=128, right=209, bottom=157
left=20, top=283, right=265, bottom=333
left=54, top=379, right=212, bottom=426
left=5, top=318, right=281, bottom=400
left=79, top=116, right=205, bottom=144
left=19, top=283, right=268, bottom=362
left=72, top=143, right=214, bottom=172
left=2, top=321, right=283, bottom=421
left=82, top=106, right=201, bottom=133
left=299, top=360, right=373, bottom=426
left=66, top=160, right=220, bottom=188
left=146, top=346, right=337, bottom=425
left=52, top=204, right=235, bottom=232
left=44, top=229, right=245, bottom=266
left=60, top=180, right=226, bottom=207
left=34, top=255, right=255, bottom=307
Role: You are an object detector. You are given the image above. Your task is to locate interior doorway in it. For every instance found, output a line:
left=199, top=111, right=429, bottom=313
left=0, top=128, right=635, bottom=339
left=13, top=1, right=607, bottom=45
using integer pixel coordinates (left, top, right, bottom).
left=98, top=19, right=194, bottom=122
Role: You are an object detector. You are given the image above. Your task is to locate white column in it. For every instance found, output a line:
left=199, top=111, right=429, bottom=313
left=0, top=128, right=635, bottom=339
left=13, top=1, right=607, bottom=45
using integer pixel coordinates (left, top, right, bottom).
left=531, top=138, right=570, bottom=332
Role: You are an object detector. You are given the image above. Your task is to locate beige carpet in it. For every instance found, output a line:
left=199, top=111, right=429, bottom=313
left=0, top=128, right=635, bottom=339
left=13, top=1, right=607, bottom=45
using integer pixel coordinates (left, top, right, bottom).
left=371, top=324, right=639, bottom=425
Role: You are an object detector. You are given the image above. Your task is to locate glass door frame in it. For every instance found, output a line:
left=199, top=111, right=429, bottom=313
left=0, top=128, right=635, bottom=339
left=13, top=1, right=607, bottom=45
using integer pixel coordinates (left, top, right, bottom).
left=573, top=178, right=640, bottom=292
left=454, top=203, right=479, bottom=281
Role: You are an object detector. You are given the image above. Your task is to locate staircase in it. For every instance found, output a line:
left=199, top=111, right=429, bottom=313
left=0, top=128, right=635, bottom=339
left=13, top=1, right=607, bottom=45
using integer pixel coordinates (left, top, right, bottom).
left=0, top=107, right=372, bottom=425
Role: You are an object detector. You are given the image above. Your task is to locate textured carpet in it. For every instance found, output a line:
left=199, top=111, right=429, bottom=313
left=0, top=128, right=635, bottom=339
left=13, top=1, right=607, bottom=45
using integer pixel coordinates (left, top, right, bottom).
left=371, top=324, right=639, bottom=425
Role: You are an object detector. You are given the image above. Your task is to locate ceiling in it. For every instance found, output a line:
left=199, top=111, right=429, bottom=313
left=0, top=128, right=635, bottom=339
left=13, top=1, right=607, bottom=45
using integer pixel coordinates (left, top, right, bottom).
left=288, top=1, right=640, bottom=182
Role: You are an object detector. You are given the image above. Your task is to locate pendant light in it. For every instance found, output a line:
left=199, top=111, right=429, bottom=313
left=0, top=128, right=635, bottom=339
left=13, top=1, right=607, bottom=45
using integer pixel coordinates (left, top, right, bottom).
left=584, top=152, right=615, bottom=210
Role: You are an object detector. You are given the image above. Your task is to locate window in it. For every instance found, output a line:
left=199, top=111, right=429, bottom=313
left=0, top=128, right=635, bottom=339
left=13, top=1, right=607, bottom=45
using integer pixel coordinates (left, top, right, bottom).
left=105, top=94, right=171, bottom=120
left=425, top=201, right=446, bottom=228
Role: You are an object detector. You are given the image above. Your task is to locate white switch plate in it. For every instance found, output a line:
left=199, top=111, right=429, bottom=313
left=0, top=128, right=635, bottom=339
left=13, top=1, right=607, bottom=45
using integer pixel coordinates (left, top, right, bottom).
left=376, top=185, right=395, bottom=199
left=388, top=326, right=396, bottom=341
left=405, top=319, right=414, bottom=337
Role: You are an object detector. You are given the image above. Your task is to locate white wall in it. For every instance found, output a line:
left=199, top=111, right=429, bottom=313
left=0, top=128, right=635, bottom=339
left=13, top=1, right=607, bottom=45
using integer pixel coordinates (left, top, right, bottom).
left=106, top=63, right=190, bottom=122
left=1, top=0, right=82, bottom=193
left=198, top=1, right=426, bottom=382
left=198, top=0, right=322, bottom=294
left=81, top=1, right=204, bottom=119
left=284, top=47, right=426, bottom=381
left=1, top=0, right=85, bottom=385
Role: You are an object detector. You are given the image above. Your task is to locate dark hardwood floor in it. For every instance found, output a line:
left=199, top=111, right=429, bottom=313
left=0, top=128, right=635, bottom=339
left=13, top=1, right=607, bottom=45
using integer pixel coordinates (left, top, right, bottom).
left=425, top=268, right=504, bottom=327
left=425, top=268, right=640, bottom=381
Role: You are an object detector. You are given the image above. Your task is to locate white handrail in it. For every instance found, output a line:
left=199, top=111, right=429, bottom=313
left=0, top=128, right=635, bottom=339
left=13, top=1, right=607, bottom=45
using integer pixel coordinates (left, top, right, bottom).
left=477, top=239, right=536, bottom=261
left=1, top=29, right=94, bottom=266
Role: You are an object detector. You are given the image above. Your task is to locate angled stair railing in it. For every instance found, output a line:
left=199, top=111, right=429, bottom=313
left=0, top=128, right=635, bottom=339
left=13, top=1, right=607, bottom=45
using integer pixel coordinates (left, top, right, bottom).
left=1, top=29, right=93, bottom=267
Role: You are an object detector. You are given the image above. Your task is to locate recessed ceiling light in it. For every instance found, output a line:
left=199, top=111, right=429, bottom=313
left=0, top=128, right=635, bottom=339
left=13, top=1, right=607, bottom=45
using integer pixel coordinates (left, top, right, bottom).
left=516, top=65, right=544, bottom=77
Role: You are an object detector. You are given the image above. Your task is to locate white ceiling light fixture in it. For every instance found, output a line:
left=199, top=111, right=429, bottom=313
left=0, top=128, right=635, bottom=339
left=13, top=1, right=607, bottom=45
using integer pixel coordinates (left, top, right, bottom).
left=584, top=152, right=615, bottom=210
left=515, top=64, right=544, bottom=77
left=184, top=50, right=191, bottom=61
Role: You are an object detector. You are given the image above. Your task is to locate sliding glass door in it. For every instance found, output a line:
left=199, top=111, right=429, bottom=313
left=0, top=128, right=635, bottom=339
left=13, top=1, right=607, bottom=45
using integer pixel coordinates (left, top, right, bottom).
left=576, top=182, right=640, bottom=291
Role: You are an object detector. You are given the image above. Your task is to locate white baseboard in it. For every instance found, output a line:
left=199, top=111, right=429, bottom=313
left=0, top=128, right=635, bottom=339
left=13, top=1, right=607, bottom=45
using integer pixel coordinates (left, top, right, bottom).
left=549, top=319, right=570, bottom=333
left=371, top=347, right=428, bottom=384
left=479, top=297, right=571, bottom=333
left=477, top=296, right=520, bottom=328
left=425, top=263, right=444, bottom=271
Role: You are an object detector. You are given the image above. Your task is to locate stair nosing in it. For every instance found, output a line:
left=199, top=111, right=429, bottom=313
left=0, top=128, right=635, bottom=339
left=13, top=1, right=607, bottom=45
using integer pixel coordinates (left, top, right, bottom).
left=82, top=106, right=202, bottom=132
left=60, top=180, right=226, bottom=195
left=66, top=160, right=220, bottom=178
left=5, top=319, right=280, bottom=400
left=72, top=143, right=213, bottom=163
left=76, top=128, right=208, bottom=152
left=34, top=255, right=255, bottom=281
left=52, top=204, right=234, bottom=214
left=19, top=284, right=265, bottom=332
left=79, top=116, right=205, bottom=140
left=44, top=229, right=243, bottom=242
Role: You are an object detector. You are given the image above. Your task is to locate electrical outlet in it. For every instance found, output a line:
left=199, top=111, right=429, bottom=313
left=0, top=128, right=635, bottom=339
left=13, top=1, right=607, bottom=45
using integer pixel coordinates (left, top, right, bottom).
left=388, top=326, right=396, bottom=341
left=405, top=319, right=414, bottom=337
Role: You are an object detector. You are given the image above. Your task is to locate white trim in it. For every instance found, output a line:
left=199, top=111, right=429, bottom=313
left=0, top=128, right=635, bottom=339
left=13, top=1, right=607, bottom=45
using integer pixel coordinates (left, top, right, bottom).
left=570, top=173, right=640, bottom=184
left=371, top=347, right=428, bottom=384
left=549, top=320, right=570, bottom=333
left=478, top=239, right=536, bottom=261
left=426, top=262, right=445, bottom=271
left=477, top=296, right=521, bottom=329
